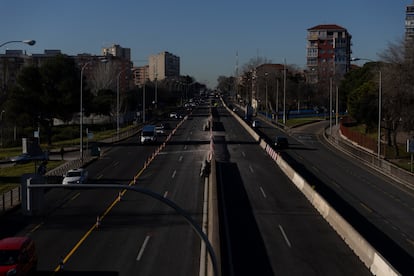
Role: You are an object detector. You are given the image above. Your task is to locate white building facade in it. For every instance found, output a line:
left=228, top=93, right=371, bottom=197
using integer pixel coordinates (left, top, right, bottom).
left=148, top=51, right=180, bottom=81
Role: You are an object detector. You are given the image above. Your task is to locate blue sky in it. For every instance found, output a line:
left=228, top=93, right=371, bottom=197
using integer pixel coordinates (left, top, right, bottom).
left=1, top=0, right=410, bottom=87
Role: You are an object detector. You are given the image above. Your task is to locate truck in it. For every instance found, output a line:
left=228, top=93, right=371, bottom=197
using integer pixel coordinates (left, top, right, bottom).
left=140, top=125, right=157, bottom=144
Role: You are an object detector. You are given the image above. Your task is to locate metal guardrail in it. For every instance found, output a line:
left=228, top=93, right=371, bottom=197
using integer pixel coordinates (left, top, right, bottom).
left=327, top=126, right=414, bottom=189
left=0, top=186, right=21, bottom=214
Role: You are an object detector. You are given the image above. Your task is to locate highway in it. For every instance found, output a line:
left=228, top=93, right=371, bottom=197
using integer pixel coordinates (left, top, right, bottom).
left=241, top=110, right=414, bottom=274
left=212, top=106, right=370, bottom=275
left=4, top=105, right=211, bottom=275
left=1, top=99, right=411, bottom=275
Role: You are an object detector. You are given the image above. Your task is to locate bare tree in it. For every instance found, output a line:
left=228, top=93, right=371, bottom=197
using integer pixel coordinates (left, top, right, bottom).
left=379, top=38, right=414, bottom=155
left=89, top=61, right=118, bottom=95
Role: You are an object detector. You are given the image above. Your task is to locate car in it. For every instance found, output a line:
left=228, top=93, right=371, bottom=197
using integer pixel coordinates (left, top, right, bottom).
left=169, top=112, right=178, bottom=119
left=252, top=120, right=260, bottom=128
left=62, top=168, right=88, bottom=185
left=9, top=152, right=47, bottom=164
left=0, top=236, right=38, bottom=275
left=140, top=125, right=157, bottom=144
left=274, top=136, right=289, bottom=149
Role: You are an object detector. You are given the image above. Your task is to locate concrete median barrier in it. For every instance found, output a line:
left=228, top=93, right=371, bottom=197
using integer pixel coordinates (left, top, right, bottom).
left=225, top=102, right=400, bottom=276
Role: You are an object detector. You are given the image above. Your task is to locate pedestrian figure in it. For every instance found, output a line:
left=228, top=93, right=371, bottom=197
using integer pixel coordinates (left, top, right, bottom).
left=60, top=147, right=64, bottom=160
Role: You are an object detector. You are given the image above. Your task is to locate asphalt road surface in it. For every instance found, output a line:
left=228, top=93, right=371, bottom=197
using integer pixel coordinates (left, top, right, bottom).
left=212, top=106, right=370, bottom=276
left=1, top=105, right=210, bottom=275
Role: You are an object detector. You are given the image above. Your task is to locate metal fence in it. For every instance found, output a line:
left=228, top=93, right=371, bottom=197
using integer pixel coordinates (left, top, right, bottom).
left=0, top=186, right=21, bottom=214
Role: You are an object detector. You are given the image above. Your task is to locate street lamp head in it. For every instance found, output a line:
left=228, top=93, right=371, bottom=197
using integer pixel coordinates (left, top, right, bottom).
left=23, top=40, right=36, bottom=46
left=99, top=57, right=108, bottom=63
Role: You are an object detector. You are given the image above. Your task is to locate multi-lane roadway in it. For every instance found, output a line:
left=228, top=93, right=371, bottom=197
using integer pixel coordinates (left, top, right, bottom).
left=212, top=105, right=370, bottom=275
left=2, top=98, right=412, bottom=275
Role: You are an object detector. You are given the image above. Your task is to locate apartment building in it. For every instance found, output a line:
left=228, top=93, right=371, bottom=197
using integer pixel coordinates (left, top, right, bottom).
left=102, top=44, right=131, bottom=61
left=406, top=2, right=414, bottom=43
left=0, top=50, right=32, bottom=94
left=306, top=24, right=352, bottom=85
left=132, top=65, right=149, bottom=87
left=148, top=51, right=180, bottom=81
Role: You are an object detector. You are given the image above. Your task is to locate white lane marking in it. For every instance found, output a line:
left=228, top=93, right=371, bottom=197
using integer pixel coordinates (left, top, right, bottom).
left=158, top=149, right=206, bottom=155
left=242, top=151, right=246, bottom=158
left=259, top=186, right=267, bottom=198
left=71, top=193, right=81, bottom=201
left=178, top=155, right=183, bottom=162
left=249, top=165, right=254, bottom=173
left=184, top=145, right=188, bottom=150
left=136, top=235, right=151, bottom=261
left=163, top=191, right=169, bottom=198
left=171, top=170, right=177, bottom=179
left=112, top=161, right=119, bottom=167
left=278, top=225, right=292, bottom=248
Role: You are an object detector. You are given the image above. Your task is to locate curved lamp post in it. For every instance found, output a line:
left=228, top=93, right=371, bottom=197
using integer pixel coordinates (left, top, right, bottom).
left=351, top=57, right=382, bottom=159
left=80, top=59, right=107, bottom=162
left=116, top=67, right=132, bottom=139
left=0, top=40, right=36, bottom=48
left=80, top=62, right=92, bottom=162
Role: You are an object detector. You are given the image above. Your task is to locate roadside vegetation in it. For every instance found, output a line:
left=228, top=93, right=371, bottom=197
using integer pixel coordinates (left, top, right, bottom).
left=218, top=38, right=414, bottom=172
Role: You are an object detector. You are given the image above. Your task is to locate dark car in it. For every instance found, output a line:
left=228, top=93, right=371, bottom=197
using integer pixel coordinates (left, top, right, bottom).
left=10, top=152, right=48, bottom=164
left=274, top=136, right=289, bottom=149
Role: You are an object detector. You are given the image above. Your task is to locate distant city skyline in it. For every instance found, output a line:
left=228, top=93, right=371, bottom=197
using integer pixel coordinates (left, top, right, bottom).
left=0, top=0, right=411, bottom=87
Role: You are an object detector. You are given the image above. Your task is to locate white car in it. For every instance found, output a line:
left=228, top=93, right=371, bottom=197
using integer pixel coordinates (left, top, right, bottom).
left=62, top=168, right=88, bottom=185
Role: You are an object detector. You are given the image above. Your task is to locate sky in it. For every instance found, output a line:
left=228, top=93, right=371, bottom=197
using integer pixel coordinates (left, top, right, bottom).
left=0, top=0, right=411, bottom=88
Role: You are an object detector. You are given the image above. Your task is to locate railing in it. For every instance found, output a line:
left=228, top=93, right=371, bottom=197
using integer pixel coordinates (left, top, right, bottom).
left=0, top=186, right=21, bottom=214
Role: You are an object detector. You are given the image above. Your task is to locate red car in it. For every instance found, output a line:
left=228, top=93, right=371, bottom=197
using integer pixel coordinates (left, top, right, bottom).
left=0, top=236, right=37, bottom=275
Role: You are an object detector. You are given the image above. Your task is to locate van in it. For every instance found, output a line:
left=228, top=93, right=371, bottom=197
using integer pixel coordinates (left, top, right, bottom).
left=140, top=125, right=157, bottom=144
left=0, top=236, right=38, bottom=275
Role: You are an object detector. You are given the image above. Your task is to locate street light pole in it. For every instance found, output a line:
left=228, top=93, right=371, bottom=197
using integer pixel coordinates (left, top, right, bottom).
left=116, top=68, right=131, bottom=139
left=143, top=82, right=146, bottom=123
left=378, top=70, right=382, bottom=159
left=1, top=110, right=5, bottom=147
left=283, top=59, right=287, bottom=125
left=0, top=40, right=36, bottom=48
left=79, top=58, right=108, bottom=162
left=276, top=78, right=279, bottom=122
left=265, top=72, right=268, bottom=120
left=80, top=62, right=91, bottom=163
left=116, top=71, right=121, bottom=139
left=329, top=78, right=333, bottom=136
left=155, top=75, right=158, bottom=109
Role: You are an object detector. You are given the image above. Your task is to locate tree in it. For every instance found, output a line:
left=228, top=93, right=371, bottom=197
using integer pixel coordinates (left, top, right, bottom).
left=340, top=62, right=379, bottom=131
left=91, top=89, right=114, bottom=116
left=347, top=81, right=378, bottom=132
left=217, top=76, right=235, bottom=94
left=5, top=55, right=83, bottom=145
left=379, top=39, right=414, bottom=155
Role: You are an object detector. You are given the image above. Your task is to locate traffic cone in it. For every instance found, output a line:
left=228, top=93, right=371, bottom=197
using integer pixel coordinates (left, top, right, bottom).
left=96, top=216, right=101, bottom=229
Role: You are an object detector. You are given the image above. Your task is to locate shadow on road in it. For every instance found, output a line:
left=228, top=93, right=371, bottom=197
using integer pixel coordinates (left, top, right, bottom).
left=216, top=160, right=274, bottom=275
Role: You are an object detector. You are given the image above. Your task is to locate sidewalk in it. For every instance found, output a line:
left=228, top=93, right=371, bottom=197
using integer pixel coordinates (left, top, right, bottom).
left=325, top=124, right=414, bottom=189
